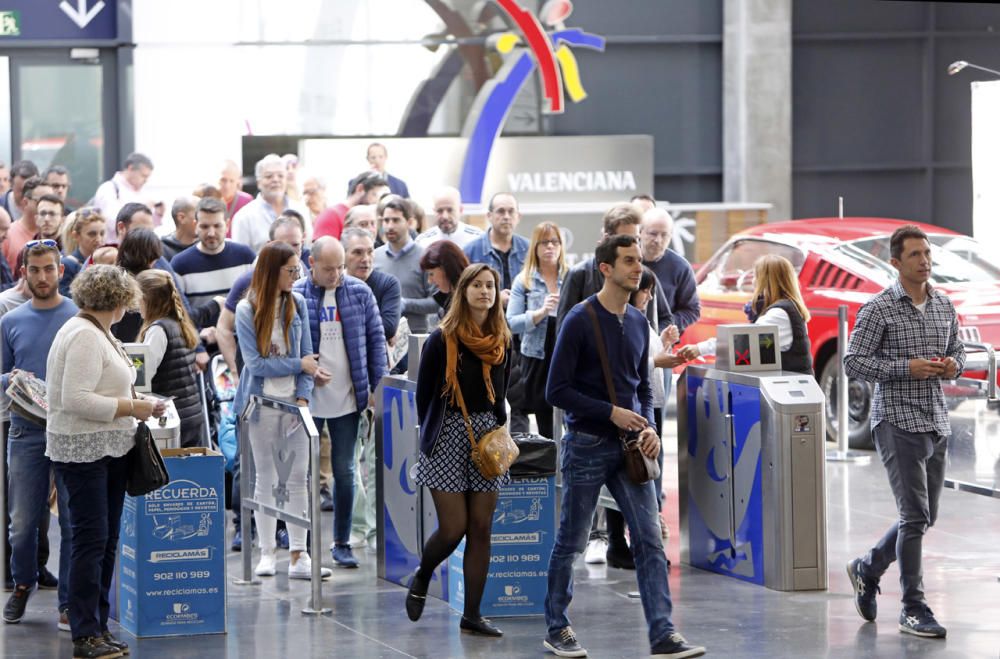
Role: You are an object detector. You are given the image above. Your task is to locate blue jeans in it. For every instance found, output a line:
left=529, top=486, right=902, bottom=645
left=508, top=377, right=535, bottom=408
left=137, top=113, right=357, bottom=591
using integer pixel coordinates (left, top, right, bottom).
left=315, top=412, right=361, bottom=546
left=545, top=430, right=674, bottom=647
left=7, top=421, right=70, bottom=609
left=53, top=454, right=128, bottom=640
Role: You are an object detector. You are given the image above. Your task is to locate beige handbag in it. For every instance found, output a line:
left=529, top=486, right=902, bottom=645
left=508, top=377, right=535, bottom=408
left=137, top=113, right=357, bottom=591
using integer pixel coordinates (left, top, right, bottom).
left=454, top=387, right=519, bottom=480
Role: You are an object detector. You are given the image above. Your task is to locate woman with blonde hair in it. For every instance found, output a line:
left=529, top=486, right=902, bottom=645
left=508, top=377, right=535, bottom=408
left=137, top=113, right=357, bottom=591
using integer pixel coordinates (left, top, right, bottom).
left=679, top=254, right=813, bottom=374
left=406, top=264, right=512, bottom=637
left=506, top=221, right=566, bottom=438
left=137, top=269, right=204, bottom=447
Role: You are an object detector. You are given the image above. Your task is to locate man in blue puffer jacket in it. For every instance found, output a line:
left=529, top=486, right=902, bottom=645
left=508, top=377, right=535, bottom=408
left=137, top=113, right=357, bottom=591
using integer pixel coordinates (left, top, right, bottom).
left=293, top=236, right=387, bottom=568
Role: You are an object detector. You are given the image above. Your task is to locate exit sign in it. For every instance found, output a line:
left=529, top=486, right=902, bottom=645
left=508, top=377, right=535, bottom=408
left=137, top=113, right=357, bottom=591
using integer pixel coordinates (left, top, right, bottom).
left=0, top=10, right=20, bottom=36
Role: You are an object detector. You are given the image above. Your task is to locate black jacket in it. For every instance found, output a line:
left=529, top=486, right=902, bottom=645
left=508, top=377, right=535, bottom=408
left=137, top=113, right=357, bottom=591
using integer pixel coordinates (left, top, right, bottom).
left=149, top=318, right=204, bottom=447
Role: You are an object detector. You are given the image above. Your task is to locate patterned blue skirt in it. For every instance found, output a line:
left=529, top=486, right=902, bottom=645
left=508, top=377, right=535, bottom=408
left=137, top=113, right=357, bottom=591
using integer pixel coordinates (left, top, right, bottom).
left=416, top=408, right=511, bottom=493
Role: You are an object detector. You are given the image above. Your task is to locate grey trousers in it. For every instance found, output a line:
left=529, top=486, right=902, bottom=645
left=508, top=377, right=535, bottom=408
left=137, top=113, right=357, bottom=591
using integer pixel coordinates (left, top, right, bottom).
left=861, top=421, right=947, bottom=613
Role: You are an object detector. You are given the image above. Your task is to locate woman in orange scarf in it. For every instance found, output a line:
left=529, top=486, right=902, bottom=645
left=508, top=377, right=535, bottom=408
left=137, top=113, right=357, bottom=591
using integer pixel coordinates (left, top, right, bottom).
left=406, top=263, right=512, bottom=637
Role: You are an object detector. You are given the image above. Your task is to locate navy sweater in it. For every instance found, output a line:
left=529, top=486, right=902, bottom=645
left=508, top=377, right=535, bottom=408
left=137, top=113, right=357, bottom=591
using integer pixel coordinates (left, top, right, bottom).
left=643, top=249, right=701, bottom=334
left=546, top=295, right=654, bottom=438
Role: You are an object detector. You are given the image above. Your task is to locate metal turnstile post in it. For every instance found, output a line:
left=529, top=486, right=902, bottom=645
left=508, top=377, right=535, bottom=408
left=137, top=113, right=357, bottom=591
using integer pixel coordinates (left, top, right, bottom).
left=827, top=305, right=871, bottom=463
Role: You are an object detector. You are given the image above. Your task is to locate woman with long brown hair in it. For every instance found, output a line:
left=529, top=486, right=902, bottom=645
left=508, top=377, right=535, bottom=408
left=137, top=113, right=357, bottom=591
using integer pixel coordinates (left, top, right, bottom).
left=405, top=264, right=512, bottom=637
left=137, top=269, right=203, bottom=447
left=231, top=241, right=330, bottom=580
left=679, top=254, right=813, bottom=374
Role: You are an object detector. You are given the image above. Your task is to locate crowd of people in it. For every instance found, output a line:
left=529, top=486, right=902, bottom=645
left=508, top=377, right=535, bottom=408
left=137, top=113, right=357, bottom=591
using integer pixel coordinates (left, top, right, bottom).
left=0, top=143, right=958, bottom=658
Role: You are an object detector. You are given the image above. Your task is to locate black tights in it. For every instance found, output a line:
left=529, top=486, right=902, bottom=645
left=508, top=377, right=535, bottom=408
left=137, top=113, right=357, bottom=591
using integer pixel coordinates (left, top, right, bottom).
left=415, top=489, right=499, bottom=620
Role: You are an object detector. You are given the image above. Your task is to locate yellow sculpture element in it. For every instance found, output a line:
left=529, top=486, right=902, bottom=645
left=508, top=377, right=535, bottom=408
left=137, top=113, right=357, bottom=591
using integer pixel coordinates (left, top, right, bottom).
left=555, top=44, right=586, bottom=102
left=495, top=32, right=587, bottom=103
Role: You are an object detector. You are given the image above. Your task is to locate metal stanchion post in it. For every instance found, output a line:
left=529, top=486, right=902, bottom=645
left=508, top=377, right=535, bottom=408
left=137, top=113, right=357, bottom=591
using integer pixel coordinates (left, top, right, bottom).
left=301, top=406, right=330, bottom=615
left=827, top=305, right=871, bottom=463
left=233, top=402, right=259, bottom=586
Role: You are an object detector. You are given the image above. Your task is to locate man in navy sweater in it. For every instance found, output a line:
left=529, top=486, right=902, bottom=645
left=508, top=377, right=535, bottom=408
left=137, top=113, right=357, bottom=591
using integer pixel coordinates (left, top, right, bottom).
left=542, top=235, right=704, bottom=659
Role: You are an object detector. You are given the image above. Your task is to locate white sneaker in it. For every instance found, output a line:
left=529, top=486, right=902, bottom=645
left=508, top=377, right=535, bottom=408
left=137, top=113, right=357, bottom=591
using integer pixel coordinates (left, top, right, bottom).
left=288, top=553, right=333, bottom=580
left=584, top=538, right=608, bottom=564
left=349, top=531, right=367, bottom=549
left=366, top=536, right=378, bottom=553
left=255, top=551, right=277, bottom=577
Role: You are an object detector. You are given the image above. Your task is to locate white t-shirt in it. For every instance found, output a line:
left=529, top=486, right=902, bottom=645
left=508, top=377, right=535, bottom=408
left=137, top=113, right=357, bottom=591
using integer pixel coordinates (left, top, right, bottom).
left=309, top=288, right=357, bottom=419
left=697, top=306, right=794, bottom=357
left=262, top=310, right=296, bottom=400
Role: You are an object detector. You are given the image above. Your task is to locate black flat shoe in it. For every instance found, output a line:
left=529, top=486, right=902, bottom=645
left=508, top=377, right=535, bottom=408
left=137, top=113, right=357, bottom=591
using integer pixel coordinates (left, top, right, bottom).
left=405, top=575, right=428, bottom=622
left=460, top=616, right=503, bottom=637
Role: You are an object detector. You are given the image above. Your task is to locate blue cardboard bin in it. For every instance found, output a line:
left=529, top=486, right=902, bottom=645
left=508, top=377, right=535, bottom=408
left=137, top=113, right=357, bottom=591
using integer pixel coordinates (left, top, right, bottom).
left=117, top=447, right=227, bottom=637
left=449, top=475, right=556, bottom=616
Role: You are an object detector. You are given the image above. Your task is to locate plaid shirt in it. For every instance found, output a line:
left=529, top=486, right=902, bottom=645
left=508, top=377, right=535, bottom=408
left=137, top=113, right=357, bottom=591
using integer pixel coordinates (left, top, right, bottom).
left=844, top=280, right=965, bottom=437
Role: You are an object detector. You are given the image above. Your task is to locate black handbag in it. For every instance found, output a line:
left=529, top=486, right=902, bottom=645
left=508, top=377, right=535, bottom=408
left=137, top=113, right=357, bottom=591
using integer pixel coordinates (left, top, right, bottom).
left=126, top=420, right=170, bottom=496
left=77, top=313, right=171, bottom=495
left=584, top=302, right=661, bottom=485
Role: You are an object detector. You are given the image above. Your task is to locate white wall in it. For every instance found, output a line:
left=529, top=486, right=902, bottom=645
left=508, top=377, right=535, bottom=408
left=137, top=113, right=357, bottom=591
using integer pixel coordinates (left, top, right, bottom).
left=132, top=0, right=447, bottom=204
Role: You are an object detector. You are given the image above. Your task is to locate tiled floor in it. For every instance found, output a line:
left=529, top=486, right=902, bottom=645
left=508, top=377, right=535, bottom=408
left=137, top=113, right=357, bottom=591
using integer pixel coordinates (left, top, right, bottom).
left=4, top=426, right=999, bottom=658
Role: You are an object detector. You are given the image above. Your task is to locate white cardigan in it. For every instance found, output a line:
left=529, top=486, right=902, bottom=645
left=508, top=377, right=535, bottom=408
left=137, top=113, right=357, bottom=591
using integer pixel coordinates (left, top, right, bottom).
left=45, top=317, right=136, bottom=463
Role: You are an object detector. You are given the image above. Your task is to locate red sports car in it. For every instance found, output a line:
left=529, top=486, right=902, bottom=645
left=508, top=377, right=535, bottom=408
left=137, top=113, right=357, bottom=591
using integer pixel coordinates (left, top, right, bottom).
left=682, top=217, right=1000, bottom=449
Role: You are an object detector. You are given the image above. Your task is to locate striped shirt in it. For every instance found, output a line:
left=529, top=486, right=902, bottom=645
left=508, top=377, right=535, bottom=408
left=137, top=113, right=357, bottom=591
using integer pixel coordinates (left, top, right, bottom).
left=844, top=279, right=966, bottom=437
left=170, top=241, right=256, bottom=307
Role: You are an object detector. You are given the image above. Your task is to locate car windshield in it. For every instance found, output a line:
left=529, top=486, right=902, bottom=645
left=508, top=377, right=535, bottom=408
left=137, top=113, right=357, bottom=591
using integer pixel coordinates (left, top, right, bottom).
left=835, top=234, right=1000, bottom=284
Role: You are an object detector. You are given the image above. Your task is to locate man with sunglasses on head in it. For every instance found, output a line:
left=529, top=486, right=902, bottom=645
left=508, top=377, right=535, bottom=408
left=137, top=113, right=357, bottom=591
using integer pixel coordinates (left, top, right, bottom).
left=1, top=240, right=77, bottom=629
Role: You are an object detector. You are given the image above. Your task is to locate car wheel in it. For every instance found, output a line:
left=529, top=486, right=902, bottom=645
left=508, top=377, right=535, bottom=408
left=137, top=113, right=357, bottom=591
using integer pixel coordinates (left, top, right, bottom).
left=819, top=356, right=874, bottom=450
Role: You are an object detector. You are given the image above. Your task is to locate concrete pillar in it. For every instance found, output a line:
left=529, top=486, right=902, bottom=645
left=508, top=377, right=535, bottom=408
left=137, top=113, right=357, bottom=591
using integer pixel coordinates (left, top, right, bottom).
left=723, top=0, right=792, bottom=221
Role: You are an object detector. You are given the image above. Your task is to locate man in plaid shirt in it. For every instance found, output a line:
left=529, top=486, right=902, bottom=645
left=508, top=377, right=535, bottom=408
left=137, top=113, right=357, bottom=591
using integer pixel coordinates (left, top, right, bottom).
left=844, top=224, right=965, bottom=639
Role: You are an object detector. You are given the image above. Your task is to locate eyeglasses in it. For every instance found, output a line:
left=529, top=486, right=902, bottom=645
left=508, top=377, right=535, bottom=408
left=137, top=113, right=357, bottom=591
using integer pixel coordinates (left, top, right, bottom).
left=538, top=239, right=562, bottom=247
left=283, top=266, right=302, bottom=276
left=37, top=211, right=61, bottom=219
left=25, top=239, right=59, bottom=249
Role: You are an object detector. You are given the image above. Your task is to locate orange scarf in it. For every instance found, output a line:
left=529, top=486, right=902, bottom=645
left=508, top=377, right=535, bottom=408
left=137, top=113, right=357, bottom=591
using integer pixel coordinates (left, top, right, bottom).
left=442, top=322, right=506, bottom=408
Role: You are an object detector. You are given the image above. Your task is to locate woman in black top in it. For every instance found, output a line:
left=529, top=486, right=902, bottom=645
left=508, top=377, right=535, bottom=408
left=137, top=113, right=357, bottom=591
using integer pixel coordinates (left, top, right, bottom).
left=419, top=239, right=469, bottom=317
left=405, top=264, right=512, bottom=637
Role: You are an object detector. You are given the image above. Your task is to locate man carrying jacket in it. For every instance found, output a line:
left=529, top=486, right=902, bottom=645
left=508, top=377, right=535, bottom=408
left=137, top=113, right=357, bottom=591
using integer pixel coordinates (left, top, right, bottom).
left=293, top=236, right=387, bottom=568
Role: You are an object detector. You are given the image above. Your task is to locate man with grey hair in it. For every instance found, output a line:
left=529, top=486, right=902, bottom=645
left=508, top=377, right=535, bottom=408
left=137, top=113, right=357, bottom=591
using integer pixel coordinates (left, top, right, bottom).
left=0, top=160, right=39, bottom=223
left=231, top=154, right=309, bottom=251
left=92, top=152, right=155, bottom=241
left=162, top=196, right=200, bottom=260
left=294, top=236, right=387, bottom=567
left=415, top=185, right=483, bottom=249
left=343, top=204, right=377, bottom=241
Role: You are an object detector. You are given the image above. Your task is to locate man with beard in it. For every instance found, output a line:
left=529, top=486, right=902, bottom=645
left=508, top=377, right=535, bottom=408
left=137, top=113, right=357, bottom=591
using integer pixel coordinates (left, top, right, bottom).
left=373, top=197, right=437, bottom=337
left=1, top=241, right=77, bottom=628
left=542, top=234, right=704, bottom=659
left=415, top=186, right=483, bottom=249
left=231, top=154, right=309, bottom=252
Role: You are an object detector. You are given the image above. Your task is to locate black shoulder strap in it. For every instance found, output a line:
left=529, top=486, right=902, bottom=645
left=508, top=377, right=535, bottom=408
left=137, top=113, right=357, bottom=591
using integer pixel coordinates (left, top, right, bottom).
left=584, top=301, right=617, bottom=406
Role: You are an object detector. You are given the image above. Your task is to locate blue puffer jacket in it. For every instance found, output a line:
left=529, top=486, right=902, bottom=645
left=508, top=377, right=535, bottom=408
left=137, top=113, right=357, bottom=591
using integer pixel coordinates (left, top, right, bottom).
left=293, top=274, right=388, bottom=413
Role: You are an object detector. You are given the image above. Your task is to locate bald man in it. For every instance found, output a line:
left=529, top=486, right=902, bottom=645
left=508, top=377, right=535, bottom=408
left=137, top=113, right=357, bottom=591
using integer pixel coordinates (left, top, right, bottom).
left=218, top=159, right=253, bottom=229
left=415, top=186, right=483, bottom=249
left=293, top=236, right=387, bottom=568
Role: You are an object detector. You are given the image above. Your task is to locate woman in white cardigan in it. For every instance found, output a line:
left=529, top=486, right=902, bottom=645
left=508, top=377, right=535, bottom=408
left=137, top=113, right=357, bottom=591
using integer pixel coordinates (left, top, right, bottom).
left=46, top=265, right=166, bottom=659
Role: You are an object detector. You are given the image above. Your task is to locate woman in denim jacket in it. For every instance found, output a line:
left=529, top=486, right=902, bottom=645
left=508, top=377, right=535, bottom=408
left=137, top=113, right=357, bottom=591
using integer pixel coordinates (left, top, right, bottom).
left=232, top=241, right=330, bottom=581
left=505, top=222, right=566, bottom=438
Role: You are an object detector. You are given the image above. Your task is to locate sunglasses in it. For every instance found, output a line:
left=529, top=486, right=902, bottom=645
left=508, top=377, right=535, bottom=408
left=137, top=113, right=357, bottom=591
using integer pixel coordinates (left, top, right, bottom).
left=25, top=239, right=59, bottom=250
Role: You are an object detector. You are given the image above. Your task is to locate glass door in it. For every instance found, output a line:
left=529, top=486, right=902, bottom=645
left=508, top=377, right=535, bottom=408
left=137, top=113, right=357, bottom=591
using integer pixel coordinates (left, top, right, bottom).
left=5, top=48, right=119, bottom=207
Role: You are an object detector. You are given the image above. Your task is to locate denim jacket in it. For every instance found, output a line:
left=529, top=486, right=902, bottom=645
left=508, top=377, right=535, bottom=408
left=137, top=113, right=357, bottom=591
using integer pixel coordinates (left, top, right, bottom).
left=232, top=291, right=314, bottom=421
left=506, top=269, right=563, bottom=359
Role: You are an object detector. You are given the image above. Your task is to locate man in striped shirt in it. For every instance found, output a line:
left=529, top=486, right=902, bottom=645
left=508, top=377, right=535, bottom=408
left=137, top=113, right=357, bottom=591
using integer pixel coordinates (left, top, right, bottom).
left=844, top=224, right=966, bottom=639
left=171, top=197, right=255, bottom=307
